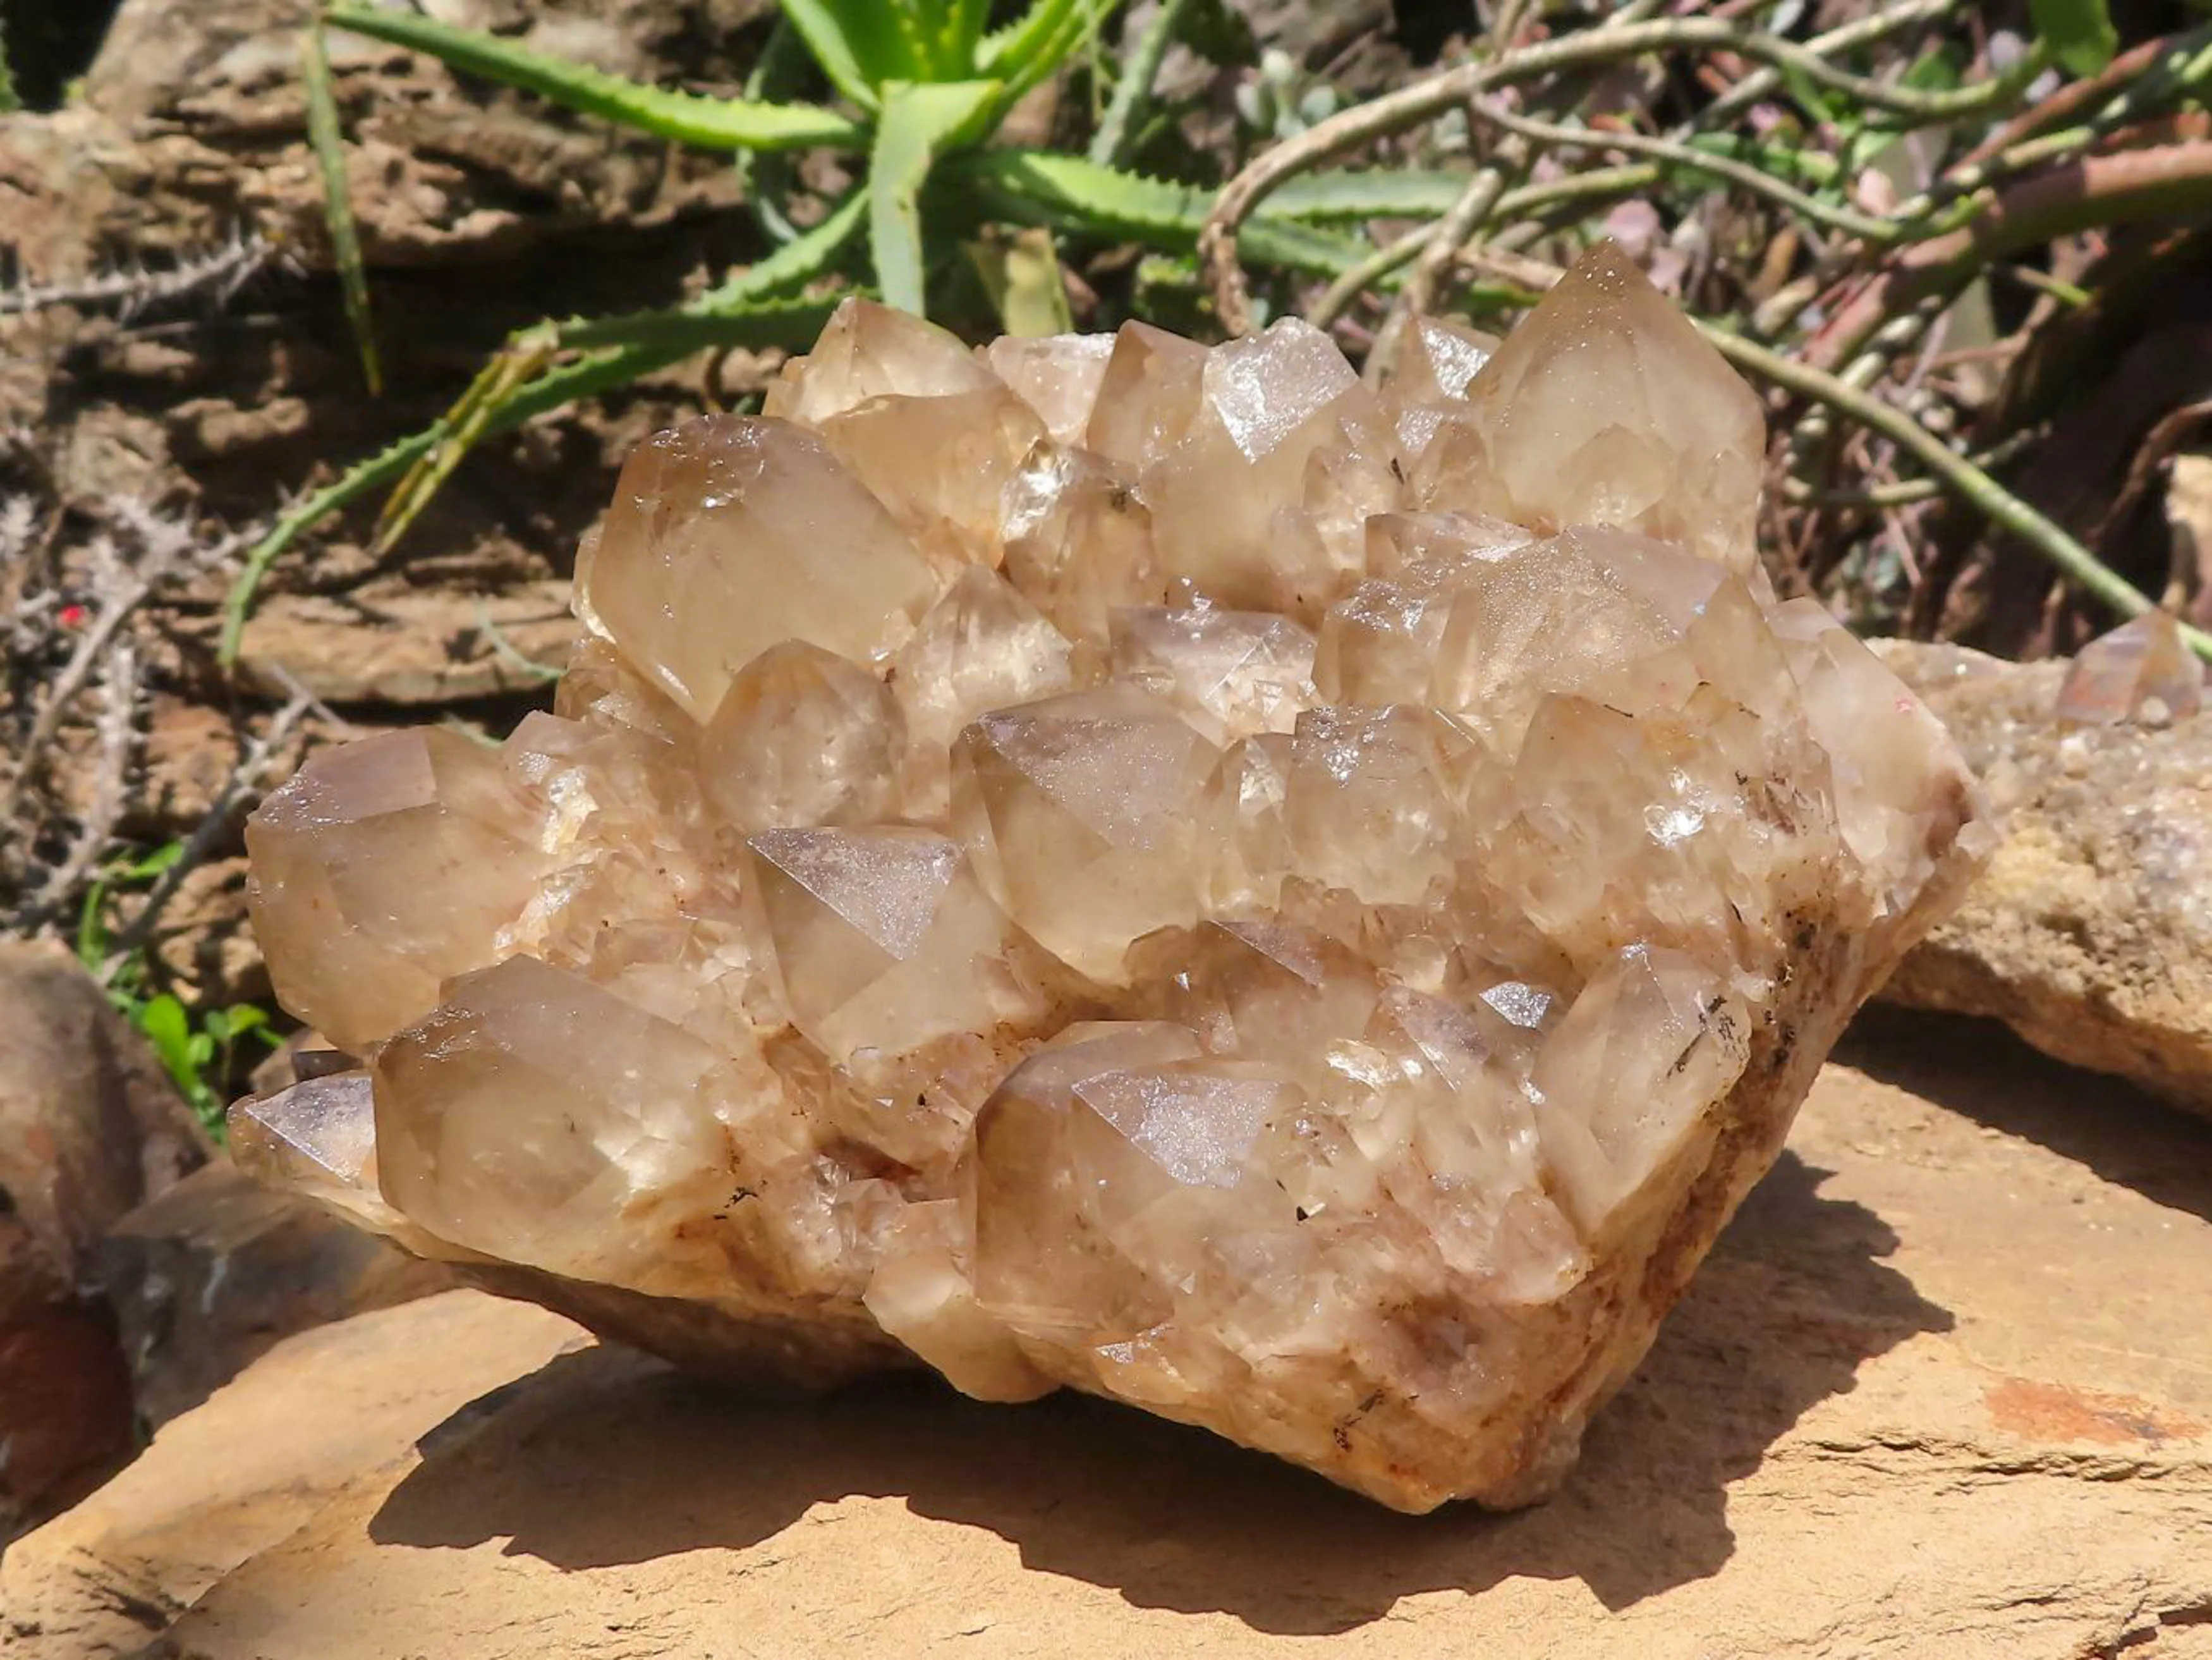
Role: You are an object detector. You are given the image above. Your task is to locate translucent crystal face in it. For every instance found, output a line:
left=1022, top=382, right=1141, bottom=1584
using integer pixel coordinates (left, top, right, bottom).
left=241, top=248, right=1986, bottom=1514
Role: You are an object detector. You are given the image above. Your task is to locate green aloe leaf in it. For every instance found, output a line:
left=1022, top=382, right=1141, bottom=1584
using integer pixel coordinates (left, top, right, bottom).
left=325, top=2, right=862, bottom=150
left=556, top=291, right=848, bottom=355
left=378, top=297, right=837, bottom=551
left=868, top=80, right=1000, bottom=313
left=977, top=0, right=1078, bottom=73
left=879, top=0, right=947, bottom=83
left=949, top=149, right=1370, bottom=276
left=1264, top=169, right=1486, bottom=221
left=779, top=0, right=909, bottom=107
left=997, top=0, right=1112, bottom=106
left=969, top=228, right=1073, bottom=336
left=933, top=0, right=993, bottom=78
left=978, top=0, right=1110, bottom=95
left=302, top=21, right=381, bottom=395
left=224, top=344, right=665, bottom=666
left=1089, top=0, right=1190, bottom=167
left=374, top=324, right=559, bottom=556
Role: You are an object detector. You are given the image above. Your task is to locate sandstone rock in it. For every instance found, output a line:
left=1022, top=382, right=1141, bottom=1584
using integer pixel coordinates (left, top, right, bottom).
left=234, top=582, right=579, bottom=706
left=94, top=1160, right=459, bottom=1428
left=0, top=943, right=211, bottom=1538
left=237, top=258, right=1987, bottom=1513
left=0, top=0, right=771, bottom=699
left=1878, top=625, right=2212, bottom=1118
left=22, top=1042, right=2212, bottom=1660
left=0, top=1291, right=582, bottom=1660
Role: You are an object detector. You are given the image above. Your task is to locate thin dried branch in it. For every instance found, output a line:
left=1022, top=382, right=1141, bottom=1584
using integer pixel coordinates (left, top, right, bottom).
left=25, top=640, right=141, bottom=923
left=0, top=231, right=281, bottom=320
left=1465, top=99, right=1902, bottom=244
left=2, top=505, right=247, bottom=820
left=1813, top=140, right=2212, bottom=370
left=2089, top=397, right=2212, bottom=561
left=1202, top=10, right=2040, bottom=333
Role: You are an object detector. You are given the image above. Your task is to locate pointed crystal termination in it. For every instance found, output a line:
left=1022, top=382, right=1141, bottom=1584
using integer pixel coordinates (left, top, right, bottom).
left=986, top=332, right=1115, bottom=447
left=581, top=413, right=939, bottom=721
left=892, top=568, right=1076, bottom=821
left=1413, top=241, right=1767, bottom=573
left=245, top=728, right=553, bottom=1053
left=2055, top=611, right=2206, bottom=726
left=229, top=1072, right=382, bottom=1217
left=373, top=955, right=732, bottom=1281
left=1143, top=317, right=1392, bottom=618
left=1108, top=605, right=1316, bottom=745
left=241, top=279, right=1990, bottom=1515
left=697, top=642, right=904, bottom=833
left=950, top=685, right=1218, bottom=981
left=763, top=298, right=999, bottom=425
left=740, top=826, right=1023, bottom=1062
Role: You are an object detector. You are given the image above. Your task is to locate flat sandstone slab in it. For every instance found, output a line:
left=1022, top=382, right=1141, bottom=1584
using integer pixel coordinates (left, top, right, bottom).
left=23, top=1034, right=2209, bottom=1660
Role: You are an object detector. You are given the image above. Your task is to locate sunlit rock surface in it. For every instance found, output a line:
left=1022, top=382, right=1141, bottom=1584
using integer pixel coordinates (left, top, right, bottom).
left=1878, top=617, right=2212, bottom=1120
left=240, top=246, right=1987, bottom=1512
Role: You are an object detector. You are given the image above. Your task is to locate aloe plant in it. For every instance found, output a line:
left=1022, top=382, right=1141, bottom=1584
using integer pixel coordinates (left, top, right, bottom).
left=228, top=0, right=1445, bottom=659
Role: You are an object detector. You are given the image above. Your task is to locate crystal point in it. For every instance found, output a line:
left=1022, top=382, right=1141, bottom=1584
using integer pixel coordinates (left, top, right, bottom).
left=2055, top=611, right=2206, bottom=726
left=698, top=641, right=903, bottom=833
left=581, top=413, right=938, bottom=720
left=243, top=293, right=1988, bottom=1515
left=1414, top=241, right=1767, bottom=572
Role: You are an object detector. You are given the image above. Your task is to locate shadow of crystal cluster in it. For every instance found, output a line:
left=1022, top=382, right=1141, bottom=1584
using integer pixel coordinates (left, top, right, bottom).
left=234, top=244, right=1988, bottom=1512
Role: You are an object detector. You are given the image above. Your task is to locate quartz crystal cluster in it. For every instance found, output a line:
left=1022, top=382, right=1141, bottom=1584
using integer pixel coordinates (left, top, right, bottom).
left=236, top=244, right=1988, bottom=1512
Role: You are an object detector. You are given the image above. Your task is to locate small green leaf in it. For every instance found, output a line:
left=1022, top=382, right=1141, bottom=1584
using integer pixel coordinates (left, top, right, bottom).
left=868, top=79, right=1001, bottom=314
left=76, top=881, right=111, bottom=973
left=1777, top=59, right=1837, bottom=126
left=122, top=840, right=187, bottom=881
left=326, top=3, right=863, bottom=149
left=303, top=21, right=381, bottom=396
left=2029, top=0, right=2118, bottom=76
left=1900, top=43, right=1966, bottom=93
left=969, top=228, right=1073, bottom=335
left=137, top=996, right=195, bottom=1084
left=223, top=1004, right=270, bottom=1036
left=779, top=0, right=907, bottom=106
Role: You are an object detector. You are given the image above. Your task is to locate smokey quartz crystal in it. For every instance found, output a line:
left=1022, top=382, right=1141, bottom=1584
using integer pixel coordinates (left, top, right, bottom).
left=236, top=244, right=1988, bottom=1511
